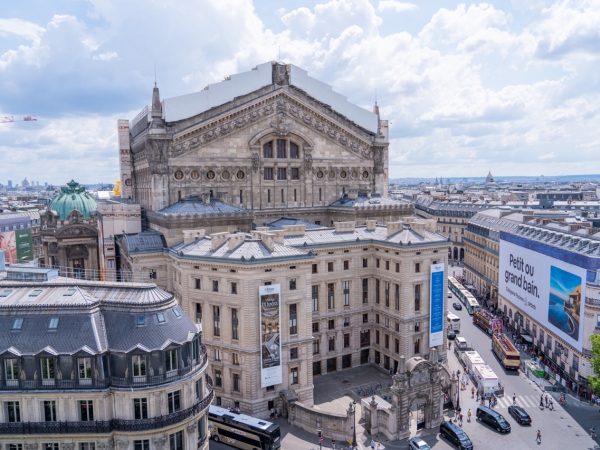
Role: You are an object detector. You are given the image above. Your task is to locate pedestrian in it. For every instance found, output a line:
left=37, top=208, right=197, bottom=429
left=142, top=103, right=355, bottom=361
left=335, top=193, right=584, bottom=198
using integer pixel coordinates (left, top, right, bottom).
left=545, top=396, right=549, bottom=408
left=591, top=426, right=596, bottom=439
left=370, top=439, right=375, bottom=449
left=536, top=429, right=542, bottom=444
left=513, top=393, right=516, bottom=405
left=471, top=387, right=475, bottom=399
left=549, top=399, right=553, bottom=411
left=467, top=409, right=472, bottom=423
left=449, top=341, right=451, bottom=350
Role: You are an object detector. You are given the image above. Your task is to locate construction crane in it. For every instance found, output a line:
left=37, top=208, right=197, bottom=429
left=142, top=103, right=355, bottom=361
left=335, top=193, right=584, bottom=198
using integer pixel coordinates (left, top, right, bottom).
left=0, top=115, right=38, bottom=124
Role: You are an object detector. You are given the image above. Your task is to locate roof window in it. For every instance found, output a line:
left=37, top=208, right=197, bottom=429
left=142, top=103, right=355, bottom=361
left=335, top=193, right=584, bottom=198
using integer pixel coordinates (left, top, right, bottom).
left=156, top=312, right=166, bottom=324
left=0, top=289, right=12, bottom=298
left=12, top=318, right=23, bottom=330
left=172, top=307, right=182, bottom=318
left=63, top=287, right=77, bottom=296
left=28, top=289, right=43, bottom=298
left=136, top=315, right=146, bottom=327
left=48, top=317, right=59, bottom=330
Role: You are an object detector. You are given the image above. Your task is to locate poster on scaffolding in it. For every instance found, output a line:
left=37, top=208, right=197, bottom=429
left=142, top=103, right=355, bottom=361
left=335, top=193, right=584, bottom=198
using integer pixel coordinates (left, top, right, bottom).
left=259, top=284, right=282, bottom=388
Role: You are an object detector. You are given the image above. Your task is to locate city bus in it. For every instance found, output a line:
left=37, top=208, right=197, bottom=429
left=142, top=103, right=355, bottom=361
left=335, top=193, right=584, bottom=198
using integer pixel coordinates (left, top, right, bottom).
left=448, top=277, right=481, bottom=314
left=209, top=405, right=281, bottom=450
left=446, top=312, right=461, bottom=332
left=492, top=333, right=521, bottom=370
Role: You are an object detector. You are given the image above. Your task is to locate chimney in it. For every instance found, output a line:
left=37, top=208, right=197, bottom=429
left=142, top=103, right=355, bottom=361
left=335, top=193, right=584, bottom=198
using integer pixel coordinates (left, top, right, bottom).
left=210, top=232, right=230, bottom=251
left=282, top=224, right=305, bottom=237
left=334, top=221, right=355, bottom=233
left=182, top=229, right=206, bottom=245
left=228, top=233, right=245, bottom=251
left=386, top=221, right=404, bottom=237
left=366, top=220, right=377, bottom=231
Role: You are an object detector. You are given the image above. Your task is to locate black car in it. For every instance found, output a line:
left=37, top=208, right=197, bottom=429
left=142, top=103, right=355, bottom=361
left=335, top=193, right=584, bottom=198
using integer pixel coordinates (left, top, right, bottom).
left=452, top=302, right=463, bottom=311
left=447, top=329, right=457, bottom=340
left=476, top=406, right=511, bottom=433
left=439, top=421, right=473, bottom=450
left=508, top=405, right=531, bottom=425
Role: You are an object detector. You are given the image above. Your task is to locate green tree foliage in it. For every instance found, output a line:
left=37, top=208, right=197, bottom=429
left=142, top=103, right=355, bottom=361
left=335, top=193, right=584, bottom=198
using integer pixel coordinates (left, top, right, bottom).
left=590, top=334, right=600, bottom=396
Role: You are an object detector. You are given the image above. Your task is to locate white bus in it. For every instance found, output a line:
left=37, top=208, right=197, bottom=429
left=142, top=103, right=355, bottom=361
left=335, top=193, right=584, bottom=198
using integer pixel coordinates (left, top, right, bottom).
left=209, top=405, right=281, bottom=450
left=446, top=312, right=461, bottom=332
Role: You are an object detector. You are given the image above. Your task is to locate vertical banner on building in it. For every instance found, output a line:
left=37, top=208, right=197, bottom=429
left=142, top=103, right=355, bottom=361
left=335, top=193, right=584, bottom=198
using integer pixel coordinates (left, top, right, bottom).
left=259, top=284, right=282, bottom=388
left=0, top=231, right=16, bottom=264
left=15, top=229, right=33, bottom=263
left=117, top=119, right=133, bottom=199
left=429, top=263, right=445, bottom=347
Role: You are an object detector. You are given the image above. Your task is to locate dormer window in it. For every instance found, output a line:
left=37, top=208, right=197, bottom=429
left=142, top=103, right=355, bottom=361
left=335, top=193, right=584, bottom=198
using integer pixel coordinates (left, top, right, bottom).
left=0, top=289, right=12, bottom=297
left=172, top=307, right=182, bottom=318
left=28, top=289, right=43, bottom=298
left=136, top=315, right=146, bottom=327
left=156, top=312, right=166, bottom=324
left=12, top=318, right=23, bottom=331
left=63, top=287, right=76, bottom=296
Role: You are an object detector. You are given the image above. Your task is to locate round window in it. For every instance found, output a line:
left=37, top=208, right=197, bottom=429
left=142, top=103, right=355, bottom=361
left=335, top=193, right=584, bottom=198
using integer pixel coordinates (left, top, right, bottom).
left=340, top=170, right=347, bottom=179
left=190, top=170, right=200, bottom=180
left=206, top=170, right=215, bottom=180
left=124, top=178, right=132, bottom=186
left=317, top=170, right=324, bottom=179
left=328, top=170, right=336, bottom=179
left=222, top=170, right=231, bottom=180
left=237, top=170, right=245, bottom=180
left=174, top=170, right=184, bottom=180
left=363, top=170, right=369, bottom=179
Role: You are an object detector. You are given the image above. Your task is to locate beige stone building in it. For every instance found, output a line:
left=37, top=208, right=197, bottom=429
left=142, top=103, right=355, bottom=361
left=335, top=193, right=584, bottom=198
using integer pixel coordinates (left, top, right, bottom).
left=0, top=267, right=212, bottom=450
left=119, top=219, right=450, bottom=416
left=119, top=61, right=415, bottom=240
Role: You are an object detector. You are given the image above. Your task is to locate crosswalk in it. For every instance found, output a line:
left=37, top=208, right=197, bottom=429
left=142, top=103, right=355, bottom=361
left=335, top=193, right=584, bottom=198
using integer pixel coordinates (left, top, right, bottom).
left=474, top=394, right=551, bottom=409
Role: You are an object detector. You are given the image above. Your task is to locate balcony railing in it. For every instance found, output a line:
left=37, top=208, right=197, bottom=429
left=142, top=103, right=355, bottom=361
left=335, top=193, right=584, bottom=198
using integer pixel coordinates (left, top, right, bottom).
left=0, top=348, right=207, bottom=391
left=0, top=376, right=213, bottom=435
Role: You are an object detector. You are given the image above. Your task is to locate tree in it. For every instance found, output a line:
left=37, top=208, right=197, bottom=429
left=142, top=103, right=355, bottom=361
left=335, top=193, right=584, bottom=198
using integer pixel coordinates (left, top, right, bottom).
left=590, top=333, right=600, bottom=397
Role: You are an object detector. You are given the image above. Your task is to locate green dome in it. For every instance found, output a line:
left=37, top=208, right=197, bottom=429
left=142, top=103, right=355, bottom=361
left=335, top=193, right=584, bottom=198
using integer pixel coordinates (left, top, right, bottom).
left=49, top=180, right=98, bottom=220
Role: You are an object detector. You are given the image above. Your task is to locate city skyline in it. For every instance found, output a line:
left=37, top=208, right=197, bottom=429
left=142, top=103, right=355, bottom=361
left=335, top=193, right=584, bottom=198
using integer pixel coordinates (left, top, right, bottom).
left=1, top=0, right=599, bottom=185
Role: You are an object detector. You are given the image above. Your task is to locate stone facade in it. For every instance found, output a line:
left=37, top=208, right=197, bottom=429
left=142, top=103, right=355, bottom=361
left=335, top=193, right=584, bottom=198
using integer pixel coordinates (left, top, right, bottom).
left=121, top=62, right=398, bottom=231
left=119, top=220, right=450, bottom=417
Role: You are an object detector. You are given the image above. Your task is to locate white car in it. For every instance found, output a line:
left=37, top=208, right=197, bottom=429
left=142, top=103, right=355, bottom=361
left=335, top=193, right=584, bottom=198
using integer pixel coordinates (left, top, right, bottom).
left=408, top=437, right=431, bottom=450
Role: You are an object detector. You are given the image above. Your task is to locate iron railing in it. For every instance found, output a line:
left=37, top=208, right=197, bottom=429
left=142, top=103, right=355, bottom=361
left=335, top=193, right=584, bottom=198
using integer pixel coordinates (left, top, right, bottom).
left=0, top=378, right=213, bottom=435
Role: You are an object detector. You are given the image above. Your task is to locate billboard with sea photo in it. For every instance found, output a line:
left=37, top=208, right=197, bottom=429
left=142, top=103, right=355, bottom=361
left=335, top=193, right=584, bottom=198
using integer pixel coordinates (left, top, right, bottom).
left=499, top=238, right=586, bottom=351
left=259, top=284, right=282, bottom=388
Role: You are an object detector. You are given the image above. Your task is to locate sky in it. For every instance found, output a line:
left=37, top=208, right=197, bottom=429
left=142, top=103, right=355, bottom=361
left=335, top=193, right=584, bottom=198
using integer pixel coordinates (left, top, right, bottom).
left=1, top=0, right=600, bottom=185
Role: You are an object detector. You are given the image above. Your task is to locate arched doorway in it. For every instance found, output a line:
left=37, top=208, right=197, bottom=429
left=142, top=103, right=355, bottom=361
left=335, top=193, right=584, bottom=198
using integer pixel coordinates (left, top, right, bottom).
left=453, top=247, right=458, bottom=260
left=459, top=248, right=464, bottom=261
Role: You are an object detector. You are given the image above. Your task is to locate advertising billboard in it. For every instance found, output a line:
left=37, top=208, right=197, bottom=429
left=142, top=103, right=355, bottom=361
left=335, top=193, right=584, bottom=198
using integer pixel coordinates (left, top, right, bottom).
left=0, top=230, right=34, bottom=264
left=499, top=239, right=586, bottom=351
left=429, top=263, right=445, bottom=347
left=259, top=284, right=282, bottom=388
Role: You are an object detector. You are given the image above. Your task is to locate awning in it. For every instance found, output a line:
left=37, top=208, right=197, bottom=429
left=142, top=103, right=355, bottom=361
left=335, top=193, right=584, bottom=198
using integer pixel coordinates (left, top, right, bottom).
left=520, top=334, right=533, bottom=344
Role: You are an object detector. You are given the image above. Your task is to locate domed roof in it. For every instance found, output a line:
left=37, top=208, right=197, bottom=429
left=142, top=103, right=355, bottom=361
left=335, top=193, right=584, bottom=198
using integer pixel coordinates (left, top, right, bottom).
left=49, top=180, right=97, bottom=220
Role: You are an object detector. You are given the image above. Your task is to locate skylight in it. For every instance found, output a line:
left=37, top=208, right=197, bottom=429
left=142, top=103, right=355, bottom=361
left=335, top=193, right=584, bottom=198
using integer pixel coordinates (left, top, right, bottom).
left=0, top=289, right=12, bottom=298
left=48, top=317, right=59, bottom=330
left=28, top=289, right=43, bottom=298
left=12, top=318, right=23, bottom=330
left=63, top=287, right=77, bottom=296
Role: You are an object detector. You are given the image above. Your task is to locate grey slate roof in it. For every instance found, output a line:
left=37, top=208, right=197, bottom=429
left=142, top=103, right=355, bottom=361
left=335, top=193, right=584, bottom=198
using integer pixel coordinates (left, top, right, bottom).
left=123, top=231, right=166, bottom=253
left=330, top=195, right=409, bottom=208
left=0, top=279, right=197, bottom=356
left=266, top=217, right=324, bottom=230
left=158, top=197, right=250, bottom=216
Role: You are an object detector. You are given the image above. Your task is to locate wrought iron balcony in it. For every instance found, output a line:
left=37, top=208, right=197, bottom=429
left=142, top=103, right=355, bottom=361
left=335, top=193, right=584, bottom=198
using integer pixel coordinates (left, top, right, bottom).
left=0, top=347, right=207, bottom=391
left=0, top=376, right=213, bottom=435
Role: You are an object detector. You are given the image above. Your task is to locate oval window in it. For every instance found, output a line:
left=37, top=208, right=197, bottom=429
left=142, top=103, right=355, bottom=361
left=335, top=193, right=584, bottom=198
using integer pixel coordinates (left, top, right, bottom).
left=222, top=170, right=231, bottom=180
left=190, top=170, right=200, bottom=180
left=174, top=170, right=184, bottom=180
left=206, top=170, right=215, bottom=180
left=237, top=170, right=245, bottom=180
left=363, top=171, right=369, bottom=179
left=340, top=170, right=347, bottom=179
left=317, top=171, right=324, bottom=179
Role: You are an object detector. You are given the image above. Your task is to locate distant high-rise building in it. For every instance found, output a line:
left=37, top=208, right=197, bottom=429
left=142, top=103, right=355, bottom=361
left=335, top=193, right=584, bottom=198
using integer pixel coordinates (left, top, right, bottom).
left=21, top=177, right=30, bottom=188
left=7, top=180, right=12, bottom=189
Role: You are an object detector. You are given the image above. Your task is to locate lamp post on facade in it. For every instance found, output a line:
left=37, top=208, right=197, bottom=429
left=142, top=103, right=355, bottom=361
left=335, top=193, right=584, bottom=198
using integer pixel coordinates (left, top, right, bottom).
left=350, top=400, right=357, bottom=449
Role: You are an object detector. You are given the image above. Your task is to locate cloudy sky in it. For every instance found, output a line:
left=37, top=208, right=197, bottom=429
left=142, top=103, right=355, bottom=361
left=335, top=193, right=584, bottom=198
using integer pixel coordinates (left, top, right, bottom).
left=1, top=0, right=599, bottom=185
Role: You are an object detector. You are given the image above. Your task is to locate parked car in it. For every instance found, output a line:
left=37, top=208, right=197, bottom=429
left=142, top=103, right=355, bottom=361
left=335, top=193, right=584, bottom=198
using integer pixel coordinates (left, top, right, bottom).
left=447, top=293, right=453, bottom=298
left=439, top=421, right=473, bottom=450
left=447, top=329, right=457, bottom=340
left=507, top=405, right=531, bottom=425
left=408, top=437, right=431, bottom=450
left=452, top=302, right=463, bottom=311
left=476, top=406, right=511, bottom=433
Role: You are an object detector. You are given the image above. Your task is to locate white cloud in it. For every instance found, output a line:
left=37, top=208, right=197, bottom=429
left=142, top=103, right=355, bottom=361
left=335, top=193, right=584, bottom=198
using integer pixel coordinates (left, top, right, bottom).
left=1, top=0, right=600, bottom=183
left=377, top=1, right=417, bottom=13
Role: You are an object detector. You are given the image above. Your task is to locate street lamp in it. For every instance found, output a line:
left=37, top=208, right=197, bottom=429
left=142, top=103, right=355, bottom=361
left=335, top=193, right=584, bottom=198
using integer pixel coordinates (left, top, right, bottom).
left=350, top=400, right=357, bottom=449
